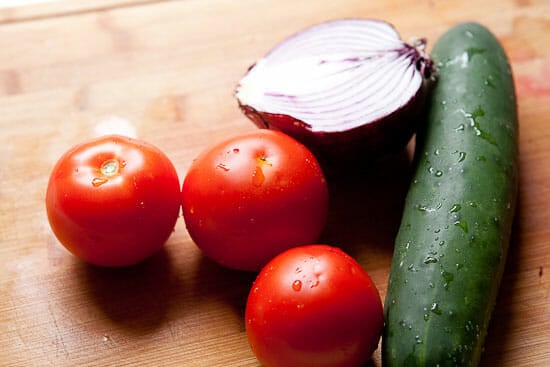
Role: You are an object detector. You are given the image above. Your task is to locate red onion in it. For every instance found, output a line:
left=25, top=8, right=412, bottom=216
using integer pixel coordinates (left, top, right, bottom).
left=235, top=19, right=434, bottom=161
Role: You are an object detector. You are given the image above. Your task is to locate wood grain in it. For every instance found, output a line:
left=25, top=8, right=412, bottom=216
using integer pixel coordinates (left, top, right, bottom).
left=1, top=0, right=549, bottom=366
left=0, top=0, right=171, bottom=24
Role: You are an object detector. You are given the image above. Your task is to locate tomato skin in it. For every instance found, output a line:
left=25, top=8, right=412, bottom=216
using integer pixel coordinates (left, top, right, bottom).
left=245, top=245, right=384, bottom=367
left=181, top=130, right=329, bottom=271
left=45, top=135, right=181, bottom=267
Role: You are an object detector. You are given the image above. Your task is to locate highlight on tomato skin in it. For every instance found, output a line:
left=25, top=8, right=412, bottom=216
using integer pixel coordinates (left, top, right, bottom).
left=180, top=129, right=329, bottom=272
left=45, top=134, right=181, bottom=267
left=245, top=244, right=384, bottom=367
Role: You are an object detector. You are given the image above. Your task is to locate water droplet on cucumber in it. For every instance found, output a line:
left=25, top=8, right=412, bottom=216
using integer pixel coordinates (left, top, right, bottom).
left=454, top=220, right=469, bottom=232
left=423, top=256, right=438, bottom=264
left=431, top=303, right=443, bottom=315
left=450, top=204, right=462, bottom=213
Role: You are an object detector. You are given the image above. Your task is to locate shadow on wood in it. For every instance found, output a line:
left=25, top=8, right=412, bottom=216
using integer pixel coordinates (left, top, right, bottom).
left=320, top=146, right=414, bottom=265
left=74, top=248, right=186, bottom=335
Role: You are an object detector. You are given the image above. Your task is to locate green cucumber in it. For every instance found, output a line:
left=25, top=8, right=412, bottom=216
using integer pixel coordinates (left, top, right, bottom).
left=382, top=23, right=518, bottom=367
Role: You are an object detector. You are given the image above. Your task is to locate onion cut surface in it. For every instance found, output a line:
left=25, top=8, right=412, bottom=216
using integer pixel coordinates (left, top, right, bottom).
left=236, top=19, right=434, bottom=159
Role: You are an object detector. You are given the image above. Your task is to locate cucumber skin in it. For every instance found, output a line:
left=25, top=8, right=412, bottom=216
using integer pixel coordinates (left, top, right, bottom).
left=382, top=23, right=518, bottom=367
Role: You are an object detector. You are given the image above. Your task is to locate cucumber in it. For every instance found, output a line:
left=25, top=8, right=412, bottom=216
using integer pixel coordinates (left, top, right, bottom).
left=382, top=23, right=518, bottom=367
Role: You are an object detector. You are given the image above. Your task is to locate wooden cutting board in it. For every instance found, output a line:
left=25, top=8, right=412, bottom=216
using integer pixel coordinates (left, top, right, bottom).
left=1, top=0, right=548, bottom=366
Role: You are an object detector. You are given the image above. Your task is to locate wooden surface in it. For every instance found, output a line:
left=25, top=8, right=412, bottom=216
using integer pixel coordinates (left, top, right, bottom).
left=1, top=0, right=548, bottom=366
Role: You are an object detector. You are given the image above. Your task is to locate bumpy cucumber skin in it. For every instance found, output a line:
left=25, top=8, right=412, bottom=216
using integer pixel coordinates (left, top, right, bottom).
left=382, top=23, right=518, bottom=367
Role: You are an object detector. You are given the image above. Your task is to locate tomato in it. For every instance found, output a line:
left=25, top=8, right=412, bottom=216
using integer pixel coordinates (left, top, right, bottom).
left=245, top=245, right=384, bottom=367
left=45, top=135, right=181, bottom=267
left=181, top=129, right=329, bottom=271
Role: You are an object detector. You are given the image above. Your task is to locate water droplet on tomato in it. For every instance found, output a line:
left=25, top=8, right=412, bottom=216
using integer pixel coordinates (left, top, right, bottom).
left=92, top=177, right=108, bottom=187
left=216, top=163, right=230, bottom=172
left=292, top=280, right=302, bottom=291
left=252, top=165, right=265, bottom=187
left=309, top=280, right=320, bottom=288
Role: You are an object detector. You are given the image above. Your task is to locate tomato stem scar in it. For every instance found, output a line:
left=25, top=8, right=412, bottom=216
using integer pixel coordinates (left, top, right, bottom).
left=101, top=159, right=120, bottom=176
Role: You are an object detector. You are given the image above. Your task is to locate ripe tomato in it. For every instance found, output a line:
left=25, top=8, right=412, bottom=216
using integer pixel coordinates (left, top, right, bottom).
left=45, top=135, right=181, bottom=267
left=181, top=129, right=329, bottom=271
left=245, top=245, right=384, bottom=367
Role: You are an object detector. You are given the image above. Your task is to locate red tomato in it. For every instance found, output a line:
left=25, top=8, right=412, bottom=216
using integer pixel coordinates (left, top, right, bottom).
left=245, top=245, right=384, bottom=367
left=181, top=130, right=329, bottom=271
left=45, top=135, right=181, bottom=267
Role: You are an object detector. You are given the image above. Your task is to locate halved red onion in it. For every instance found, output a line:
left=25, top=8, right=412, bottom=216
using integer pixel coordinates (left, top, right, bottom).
left=235, top=19, right=434, bottom=161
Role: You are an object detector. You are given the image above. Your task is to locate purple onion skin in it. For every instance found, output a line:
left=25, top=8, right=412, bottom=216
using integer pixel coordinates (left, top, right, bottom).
left=235, top=19, right=435, bottom=164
